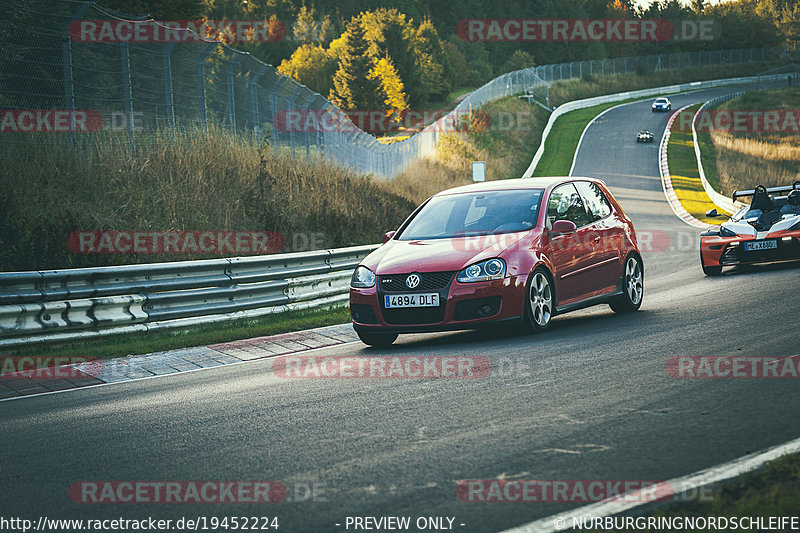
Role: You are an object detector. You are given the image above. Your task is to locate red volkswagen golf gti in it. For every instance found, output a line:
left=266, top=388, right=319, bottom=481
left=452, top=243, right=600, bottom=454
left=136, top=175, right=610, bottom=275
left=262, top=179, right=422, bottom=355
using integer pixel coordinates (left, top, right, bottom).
left=349, top=177, right=643, bottom=346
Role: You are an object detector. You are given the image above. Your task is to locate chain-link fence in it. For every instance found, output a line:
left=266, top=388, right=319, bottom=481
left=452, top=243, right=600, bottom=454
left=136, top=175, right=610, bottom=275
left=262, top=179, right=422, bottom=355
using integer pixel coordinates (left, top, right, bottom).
left=0, top=0, right=788, bottom=178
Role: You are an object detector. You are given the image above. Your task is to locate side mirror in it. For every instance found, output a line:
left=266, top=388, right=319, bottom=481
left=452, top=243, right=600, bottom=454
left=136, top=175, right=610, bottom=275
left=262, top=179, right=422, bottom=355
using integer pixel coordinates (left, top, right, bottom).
left=706, top=208, right=719, bottom=218
left=551, top=220, right=577, bottom=235
left=382, top=230, right=396, bottom=244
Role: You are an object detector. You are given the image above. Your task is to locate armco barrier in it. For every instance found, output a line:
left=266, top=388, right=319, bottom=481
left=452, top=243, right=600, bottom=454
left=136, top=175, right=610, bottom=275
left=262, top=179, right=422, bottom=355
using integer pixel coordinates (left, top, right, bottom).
left=657, top=104, right=711, bottom=230
left=0, top=244, right=378, bottom=348
left=522, top=73, right=792, bottom=178
left=692, top=93, right=750, bottom=214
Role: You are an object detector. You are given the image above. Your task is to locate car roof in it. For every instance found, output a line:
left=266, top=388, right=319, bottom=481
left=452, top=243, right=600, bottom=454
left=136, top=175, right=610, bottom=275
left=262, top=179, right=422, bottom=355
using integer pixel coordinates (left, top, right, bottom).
left=434, top=177, right=602, bottom=196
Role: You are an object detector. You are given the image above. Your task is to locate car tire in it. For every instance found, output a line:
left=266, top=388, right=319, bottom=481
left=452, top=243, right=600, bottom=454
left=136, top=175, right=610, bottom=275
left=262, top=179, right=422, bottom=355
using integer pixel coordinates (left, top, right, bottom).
left=700, top=249, right=723, bottom=276
left=609, top=254, right=643, bottom=313
left=525, top=268, right=554, bottom=332
left=356, top=330, right=398, bottom=347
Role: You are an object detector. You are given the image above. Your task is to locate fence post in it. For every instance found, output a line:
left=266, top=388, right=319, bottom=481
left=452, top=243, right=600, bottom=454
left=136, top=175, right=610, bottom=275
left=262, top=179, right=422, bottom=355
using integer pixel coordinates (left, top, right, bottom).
left=196, top=44, right=216, bottom=132
left=287, top=85, right=304, bottom=156
left=162, top=42, right=177, bottom=131
left=120, top=42, right=135, bottom=150
left=250, top=64, right=269, bottom=141
left=60, top=4, right=89, bottom=149
left=225, top=55, right=243, bottom=136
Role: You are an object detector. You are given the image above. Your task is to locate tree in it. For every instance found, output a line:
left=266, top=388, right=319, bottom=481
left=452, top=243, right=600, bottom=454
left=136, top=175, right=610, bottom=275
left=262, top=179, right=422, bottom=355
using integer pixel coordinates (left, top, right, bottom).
left=360, top=9, right=421, bottom=105
left=412, top=17, right=448, bottom=101
left=369, top=56, right=409, bottom=125
left=277, top=44, right=338, bottom=96
left=502, top=50, right=536, bottom=73
left=329, top=17, right=381, bottom=110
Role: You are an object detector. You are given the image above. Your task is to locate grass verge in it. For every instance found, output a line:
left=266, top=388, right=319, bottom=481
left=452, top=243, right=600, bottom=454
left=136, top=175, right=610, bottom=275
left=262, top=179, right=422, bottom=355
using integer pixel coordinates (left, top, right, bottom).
left=668, top=105, right=729, bottom=224
left=707, top=87, right=800, bottom=196
left=565, top=452, right=800, bottom=531
left=3, top=305, right=351, bottom=360
left=533, top=99, right=643, bottom=177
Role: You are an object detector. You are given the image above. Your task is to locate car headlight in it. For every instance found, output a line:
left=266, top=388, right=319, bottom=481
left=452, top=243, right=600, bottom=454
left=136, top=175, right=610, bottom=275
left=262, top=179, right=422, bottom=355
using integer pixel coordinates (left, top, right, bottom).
left=457, top=258, right=506, bottom=283
left=719, top=226, right=737, bottom=238
left=351, top=266, right=376, bottom=288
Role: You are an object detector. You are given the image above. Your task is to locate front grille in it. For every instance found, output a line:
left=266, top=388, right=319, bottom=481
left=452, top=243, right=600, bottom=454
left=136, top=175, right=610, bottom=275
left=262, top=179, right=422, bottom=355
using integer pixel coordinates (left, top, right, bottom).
left=381, top=305, right=446, bottom=325
left=378, top=271, right=455, bottom=292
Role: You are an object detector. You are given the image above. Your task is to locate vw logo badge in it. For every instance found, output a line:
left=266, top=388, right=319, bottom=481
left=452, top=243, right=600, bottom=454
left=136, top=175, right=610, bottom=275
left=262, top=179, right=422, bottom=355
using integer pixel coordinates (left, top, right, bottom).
left=405, top=273, right=421, bottom=289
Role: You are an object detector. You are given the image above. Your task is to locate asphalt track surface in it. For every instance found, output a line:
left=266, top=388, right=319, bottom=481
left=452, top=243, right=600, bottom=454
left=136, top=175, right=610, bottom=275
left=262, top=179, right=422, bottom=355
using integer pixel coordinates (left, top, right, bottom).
left=2, top=82, right=799, bottom=533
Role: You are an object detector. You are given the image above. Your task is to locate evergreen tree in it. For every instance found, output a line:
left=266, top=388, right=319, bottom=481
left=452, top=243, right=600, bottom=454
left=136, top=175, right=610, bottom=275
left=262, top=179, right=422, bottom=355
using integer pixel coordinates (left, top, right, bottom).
left=329, top=17, right=381, bottom=110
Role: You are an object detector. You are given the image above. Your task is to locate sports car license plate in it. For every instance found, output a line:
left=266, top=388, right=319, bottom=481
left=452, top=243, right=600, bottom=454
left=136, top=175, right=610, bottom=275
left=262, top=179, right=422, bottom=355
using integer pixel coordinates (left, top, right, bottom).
left=745, top=240, right=778, bottom=251
left=384, top=293, right=439, bottom=308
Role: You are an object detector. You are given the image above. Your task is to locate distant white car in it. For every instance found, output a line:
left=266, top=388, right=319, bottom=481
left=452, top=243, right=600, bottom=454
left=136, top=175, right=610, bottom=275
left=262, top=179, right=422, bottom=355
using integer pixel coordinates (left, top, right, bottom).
left=652, top=97, right=671, bottom=112
left=636, top=130, right=654, bottom=143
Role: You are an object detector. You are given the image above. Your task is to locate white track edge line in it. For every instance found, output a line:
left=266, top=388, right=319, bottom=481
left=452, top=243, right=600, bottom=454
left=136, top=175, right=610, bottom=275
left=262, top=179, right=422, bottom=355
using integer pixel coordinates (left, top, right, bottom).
left=500, top=435, right=800, bottom=533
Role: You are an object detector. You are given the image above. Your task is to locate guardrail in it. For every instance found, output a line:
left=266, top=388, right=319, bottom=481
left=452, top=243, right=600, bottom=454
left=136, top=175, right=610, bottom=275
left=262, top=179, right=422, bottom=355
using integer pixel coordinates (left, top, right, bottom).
left=522, top=73, right=793, bottom=178
left=658, top=104, right=712, bottom=229
left=0, top=244, right=378, bottom=348
left=693, top=93, right=750, bottom=214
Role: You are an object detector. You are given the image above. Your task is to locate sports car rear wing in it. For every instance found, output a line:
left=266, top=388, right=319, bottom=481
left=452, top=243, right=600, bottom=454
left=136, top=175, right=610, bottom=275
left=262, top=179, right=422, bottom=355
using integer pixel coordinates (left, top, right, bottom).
left=732, top=180, right=800, bottom=201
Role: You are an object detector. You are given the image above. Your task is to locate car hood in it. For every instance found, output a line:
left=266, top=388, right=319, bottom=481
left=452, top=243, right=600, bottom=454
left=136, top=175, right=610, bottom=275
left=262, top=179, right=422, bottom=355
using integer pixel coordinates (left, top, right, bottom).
left=362, top=233, right=529, bottom=274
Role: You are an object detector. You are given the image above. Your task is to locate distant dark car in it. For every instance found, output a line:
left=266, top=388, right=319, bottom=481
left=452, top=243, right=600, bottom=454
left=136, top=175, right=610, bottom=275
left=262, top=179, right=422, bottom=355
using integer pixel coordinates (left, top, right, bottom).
left=350, top=177, right=644, bottom=346
left=700, top=182, right=800, bottom=275
left=637, top=130, right=654, bottom=143
left=651, top=97, right=671, bottom=112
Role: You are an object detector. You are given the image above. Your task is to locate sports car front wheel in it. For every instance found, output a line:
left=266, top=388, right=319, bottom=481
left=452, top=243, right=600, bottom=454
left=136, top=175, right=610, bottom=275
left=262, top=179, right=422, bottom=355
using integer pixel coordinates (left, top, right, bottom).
left=610, top=255, right=643, bottom=313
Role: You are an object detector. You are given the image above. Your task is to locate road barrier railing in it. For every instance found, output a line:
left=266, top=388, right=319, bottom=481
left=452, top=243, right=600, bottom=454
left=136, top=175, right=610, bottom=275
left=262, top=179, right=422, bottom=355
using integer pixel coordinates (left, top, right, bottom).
left=692, top=92, right=750, bottom=214
left=0, top=244, right=378, bottom=348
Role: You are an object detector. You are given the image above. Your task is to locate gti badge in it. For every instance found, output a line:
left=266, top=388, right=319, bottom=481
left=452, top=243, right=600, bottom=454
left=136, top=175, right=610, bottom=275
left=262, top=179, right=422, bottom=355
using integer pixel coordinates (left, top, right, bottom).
left=405, top=273, right=421, bottom=289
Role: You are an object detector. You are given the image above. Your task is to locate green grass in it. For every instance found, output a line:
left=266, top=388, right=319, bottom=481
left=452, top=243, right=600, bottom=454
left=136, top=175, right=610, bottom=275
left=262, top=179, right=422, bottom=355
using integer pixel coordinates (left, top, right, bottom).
left=658, top=452, right=800, bottom=519
left=695, top=126, right=721, bottom=192
left=533, top=98, right=642, bottom=177
left=566, top=453, right=800, bottom=532
left=667, top=104, right=728, bottom=224
left=4, top=305, right=351, bottom=360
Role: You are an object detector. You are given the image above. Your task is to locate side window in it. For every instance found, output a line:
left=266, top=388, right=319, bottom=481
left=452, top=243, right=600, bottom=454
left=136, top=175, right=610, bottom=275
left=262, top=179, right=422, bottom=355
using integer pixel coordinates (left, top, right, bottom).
left=575, top=182, right=613, bottom=222
left=547, top=184, right=591, bottom=228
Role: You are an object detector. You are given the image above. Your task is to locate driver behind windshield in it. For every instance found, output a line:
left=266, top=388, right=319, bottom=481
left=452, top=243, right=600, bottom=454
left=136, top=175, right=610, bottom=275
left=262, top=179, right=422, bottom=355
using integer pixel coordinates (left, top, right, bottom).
left=781, top=190, right=800, bottom=215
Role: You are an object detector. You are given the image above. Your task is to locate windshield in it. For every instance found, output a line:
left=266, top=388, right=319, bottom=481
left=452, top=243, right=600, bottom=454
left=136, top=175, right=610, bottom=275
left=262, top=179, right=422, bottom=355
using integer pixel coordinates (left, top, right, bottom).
left=398, top=189, right=543, bottom=240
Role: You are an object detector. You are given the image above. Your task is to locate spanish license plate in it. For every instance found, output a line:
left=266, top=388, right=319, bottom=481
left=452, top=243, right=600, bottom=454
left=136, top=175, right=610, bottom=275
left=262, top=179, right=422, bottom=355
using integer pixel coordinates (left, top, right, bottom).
left=384, top=293, right=439, bottom=308
left=745, top=240, right=778, bottom=251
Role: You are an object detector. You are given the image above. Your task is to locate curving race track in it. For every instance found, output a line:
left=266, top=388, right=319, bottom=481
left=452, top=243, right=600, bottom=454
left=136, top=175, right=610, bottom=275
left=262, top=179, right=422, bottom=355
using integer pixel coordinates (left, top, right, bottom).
left=2, top=83, right=799, bottom=532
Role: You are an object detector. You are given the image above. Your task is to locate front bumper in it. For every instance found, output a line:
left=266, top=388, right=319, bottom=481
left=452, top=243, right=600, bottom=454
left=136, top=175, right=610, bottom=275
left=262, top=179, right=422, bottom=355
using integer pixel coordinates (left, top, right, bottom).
left=701, top=234, right=800, bottom=267
left=349, top=274, right=527, bottom=333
